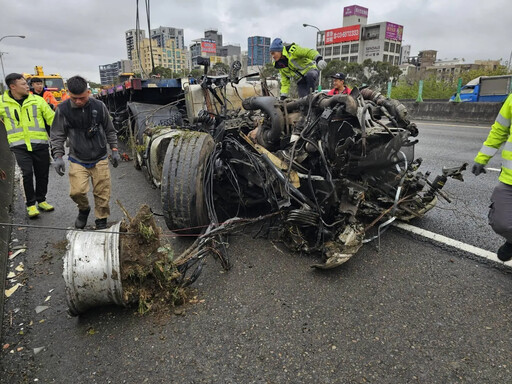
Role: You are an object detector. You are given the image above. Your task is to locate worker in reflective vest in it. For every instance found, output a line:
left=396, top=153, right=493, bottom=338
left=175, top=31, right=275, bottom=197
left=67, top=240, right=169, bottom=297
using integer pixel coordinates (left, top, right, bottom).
left=30, top=77, right=58, bottom=110
left=270, top=38, right=327, bottom=99
left=0, top=73, right=55, bottom=218
left=472, top=94, right=512, bottom=262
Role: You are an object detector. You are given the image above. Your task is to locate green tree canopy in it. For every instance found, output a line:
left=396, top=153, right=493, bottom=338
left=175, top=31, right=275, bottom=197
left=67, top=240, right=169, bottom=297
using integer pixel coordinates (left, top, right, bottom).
left=211, top=62, right=230, bottom=75
left=260, top=62, right=279, bottom=79
left=321, top=59, right=401, bottom=92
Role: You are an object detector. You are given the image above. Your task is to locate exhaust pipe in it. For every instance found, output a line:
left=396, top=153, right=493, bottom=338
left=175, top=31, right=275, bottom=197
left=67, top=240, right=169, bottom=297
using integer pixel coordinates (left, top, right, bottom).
left=242, top=96, right=285, bottom=147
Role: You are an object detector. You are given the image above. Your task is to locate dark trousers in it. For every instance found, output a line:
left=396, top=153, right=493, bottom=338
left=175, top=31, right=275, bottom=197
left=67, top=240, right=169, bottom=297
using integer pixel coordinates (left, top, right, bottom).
left=489, top=181, right=512, bottom=243
left=297, top=69, right=319, bottom=98
left=11, top=144, right=50, bottom=207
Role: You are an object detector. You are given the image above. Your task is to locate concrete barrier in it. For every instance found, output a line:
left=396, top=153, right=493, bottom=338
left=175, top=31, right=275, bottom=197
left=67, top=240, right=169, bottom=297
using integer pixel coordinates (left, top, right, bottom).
left=401, top=101, right=502, bottom=125
left=0, top=122, right=15, bottom=339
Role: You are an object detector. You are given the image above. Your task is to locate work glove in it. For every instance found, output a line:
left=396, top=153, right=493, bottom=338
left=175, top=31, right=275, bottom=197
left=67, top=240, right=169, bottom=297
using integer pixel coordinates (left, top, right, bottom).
left=53, top=156, right=65, bottom=176
left=471, top=162, right=487, bottom=176
left=111, top=149, right=121, bottom=168
left=316, top=58, right=327, bottom=71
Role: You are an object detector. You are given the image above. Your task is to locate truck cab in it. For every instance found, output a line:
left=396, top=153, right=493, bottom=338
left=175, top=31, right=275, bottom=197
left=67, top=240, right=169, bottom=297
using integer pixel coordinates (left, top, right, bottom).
left=449, top=77, right=480, bottom=102
left=23, top=66, right=66, bottom=102
left=450, top=75, right=512, bottom=103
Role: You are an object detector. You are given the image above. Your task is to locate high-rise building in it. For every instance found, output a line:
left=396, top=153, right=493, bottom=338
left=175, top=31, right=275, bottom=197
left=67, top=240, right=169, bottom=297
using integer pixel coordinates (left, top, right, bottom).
left=98, top=60, right=132, bottom=85
left=131, top=38, right=187, bottom=76
left=190, top=38, right=217, bottom=67
left=218, top=44, right=241, bottom=57
left=313, top=5, right=404, bottom=66
left=190, top=29, right=242, bottom=67
left=248, top=36, right=271, bottom=66
left=125, top=29, right=146, bottom=60
left=204, top=29, right=223, bottom=50
left=400, top=44, right=411, bottom=65
left=151, top=26, right=185, bottom=50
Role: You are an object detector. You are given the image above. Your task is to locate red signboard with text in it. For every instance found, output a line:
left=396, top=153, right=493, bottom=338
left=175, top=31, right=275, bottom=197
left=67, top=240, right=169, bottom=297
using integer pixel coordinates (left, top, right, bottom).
left=201, top=40, right=217, bottom=54
left=325, top=25, right=360, bottom=45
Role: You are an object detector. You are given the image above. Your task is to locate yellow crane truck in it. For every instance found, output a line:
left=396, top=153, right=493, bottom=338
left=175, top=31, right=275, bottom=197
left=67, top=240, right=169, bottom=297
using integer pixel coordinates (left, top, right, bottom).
left=23, top=66, right=66, bottom=102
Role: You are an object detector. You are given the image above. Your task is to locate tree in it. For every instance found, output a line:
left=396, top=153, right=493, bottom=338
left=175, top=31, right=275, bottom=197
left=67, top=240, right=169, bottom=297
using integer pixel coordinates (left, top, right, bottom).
left=88, top=81, right=102, bottom=89
left=150, top=66, right=173, bottom=78
left=189, top=69, right=203, bottom=79
left=260, top=62, right=279, bottom=79
left=321, top=59, right=401, bottom=92
left=211, top=63, right=230, bottom=75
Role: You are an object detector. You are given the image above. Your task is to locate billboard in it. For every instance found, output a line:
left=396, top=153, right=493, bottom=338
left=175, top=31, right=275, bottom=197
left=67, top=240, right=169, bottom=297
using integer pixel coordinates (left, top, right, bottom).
left=343, top=5, right=368, bottom=18
left=201, top=39, right=217, bottom=54
left=325, top=25, right=360, bottom=45
left=385, top=22, right=404, bottom=41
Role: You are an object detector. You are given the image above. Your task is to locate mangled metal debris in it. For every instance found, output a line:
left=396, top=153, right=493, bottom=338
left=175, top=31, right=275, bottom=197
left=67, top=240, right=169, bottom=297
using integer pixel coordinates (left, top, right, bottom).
left=64, top=60, right=467, bottom=315
left=125, top=59, right=466, bottom=272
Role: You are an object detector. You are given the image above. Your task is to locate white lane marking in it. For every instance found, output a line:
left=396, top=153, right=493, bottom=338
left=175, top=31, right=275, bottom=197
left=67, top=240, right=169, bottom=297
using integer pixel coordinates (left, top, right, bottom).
left=394, top=222, right=512, bottom=268
left=487, top=168, right=501, bottom=172
left=416, top=122, right=489, bottom=129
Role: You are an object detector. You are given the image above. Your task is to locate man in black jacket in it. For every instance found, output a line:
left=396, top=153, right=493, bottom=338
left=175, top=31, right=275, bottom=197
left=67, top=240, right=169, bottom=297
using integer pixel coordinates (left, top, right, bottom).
left=50, top=75, right=120, bottom=229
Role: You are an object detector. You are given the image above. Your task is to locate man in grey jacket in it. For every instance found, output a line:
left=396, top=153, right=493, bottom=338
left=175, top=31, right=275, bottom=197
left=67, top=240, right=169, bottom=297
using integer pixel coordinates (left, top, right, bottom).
left=50, top=75, right=120, bottom=229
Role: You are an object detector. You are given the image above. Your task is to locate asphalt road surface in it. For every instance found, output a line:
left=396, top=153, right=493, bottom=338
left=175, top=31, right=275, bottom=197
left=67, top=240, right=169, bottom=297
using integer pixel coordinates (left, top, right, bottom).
left=1, top=121, right=511, bottom=384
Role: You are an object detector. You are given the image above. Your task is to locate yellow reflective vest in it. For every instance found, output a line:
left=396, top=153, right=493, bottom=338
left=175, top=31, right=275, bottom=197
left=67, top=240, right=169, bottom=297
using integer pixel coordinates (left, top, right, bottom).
left=274, top=43, right=320, bottom=96
left=0, top=91, right=55, bottom=151
left=475, top=94, right=512, bottom=185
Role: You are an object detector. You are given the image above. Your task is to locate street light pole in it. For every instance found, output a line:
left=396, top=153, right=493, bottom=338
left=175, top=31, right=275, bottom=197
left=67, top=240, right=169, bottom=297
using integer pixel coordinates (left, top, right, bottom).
left=302, top=24, right=323, bottom=90
left=0, top=35, right=26, bottom=88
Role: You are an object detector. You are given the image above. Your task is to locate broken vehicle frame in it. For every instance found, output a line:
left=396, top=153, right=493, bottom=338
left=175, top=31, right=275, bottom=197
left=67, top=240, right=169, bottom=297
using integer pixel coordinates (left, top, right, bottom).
left=105, top=59, right=466, bottom=281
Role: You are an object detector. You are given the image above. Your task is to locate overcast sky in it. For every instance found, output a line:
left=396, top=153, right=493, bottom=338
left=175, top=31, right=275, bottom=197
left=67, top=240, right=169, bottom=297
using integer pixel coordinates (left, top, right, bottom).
left=1, top=0, right=511, bottom=83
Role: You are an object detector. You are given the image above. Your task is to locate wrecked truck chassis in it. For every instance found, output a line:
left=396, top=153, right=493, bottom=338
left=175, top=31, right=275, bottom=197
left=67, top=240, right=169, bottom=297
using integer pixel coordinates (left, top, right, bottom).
left=124, top=85, right=466, bottom=269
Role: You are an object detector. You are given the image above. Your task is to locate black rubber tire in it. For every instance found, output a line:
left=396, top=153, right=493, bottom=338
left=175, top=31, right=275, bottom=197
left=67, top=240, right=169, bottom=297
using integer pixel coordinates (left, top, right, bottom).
left=161, top=132, right=214, bottom=234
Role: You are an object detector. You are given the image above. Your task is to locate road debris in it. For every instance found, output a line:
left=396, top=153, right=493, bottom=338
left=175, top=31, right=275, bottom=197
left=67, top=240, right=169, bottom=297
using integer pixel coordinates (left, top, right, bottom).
left=5, top=283, right=22, bottom=298
left=35, top=306, right=49, bottom=314
left=33, top=347, right=45, bottom=355
left=9, top=248, right=26, bottom=260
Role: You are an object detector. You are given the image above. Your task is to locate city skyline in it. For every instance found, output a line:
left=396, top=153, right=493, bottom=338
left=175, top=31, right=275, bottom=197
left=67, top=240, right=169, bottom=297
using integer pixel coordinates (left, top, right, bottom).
left=1, top=0, right=510, bottom=83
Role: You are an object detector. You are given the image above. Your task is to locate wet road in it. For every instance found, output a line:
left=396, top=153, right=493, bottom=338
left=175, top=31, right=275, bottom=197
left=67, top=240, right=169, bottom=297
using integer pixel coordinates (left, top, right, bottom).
left=1, top=121, right=511, bottom=384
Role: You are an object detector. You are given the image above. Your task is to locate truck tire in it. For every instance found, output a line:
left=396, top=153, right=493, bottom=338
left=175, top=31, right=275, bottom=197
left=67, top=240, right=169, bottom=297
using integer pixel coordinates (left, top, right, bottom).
left=161, top=132, right=215, bottom=234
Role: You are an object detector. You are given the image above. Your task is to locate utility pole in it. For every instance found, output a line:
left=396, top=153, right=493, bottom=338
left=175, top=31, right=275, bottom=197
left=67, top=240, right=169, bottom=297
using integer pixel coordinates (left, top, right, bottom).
left=303, top=23, right=323, bottom=91
left=0, top=35, right=26, bottom=87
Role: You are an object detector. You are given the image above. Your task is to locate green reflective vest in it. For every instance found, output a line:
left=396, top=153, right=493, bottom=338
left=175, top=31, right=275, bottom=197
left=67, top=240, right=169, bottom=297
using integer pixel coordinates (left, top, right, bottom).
left=274, top=43, right=320, bottom=96
left=475, top=93, right=512, bottom=185
left=0, top=91, right=55, bottom=151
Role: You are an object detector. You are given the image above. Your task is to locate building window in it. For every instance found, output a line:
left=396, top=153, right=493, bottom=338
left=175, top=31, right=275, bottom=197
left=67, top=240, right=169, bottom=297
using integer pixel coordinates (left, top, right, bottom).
left=333, top=46, right=341, bottom=55
left=324, top=47, right=332, bottom=56
left=394, top=56, right=399, bottom=65
left=384, top=42, right=389, bottom=52
left=340, top=57, right=348, bottom=62
left=396, top=44, right=401, bottom=54
left=342, top=45, right=349, bottom=54
left=350, top=44, right=359, bottom=53
left=383, top=54, right=388, bottom=62
left=350, top=56, right=358, bottom=63
left=390, top=43, right=395, bottom=53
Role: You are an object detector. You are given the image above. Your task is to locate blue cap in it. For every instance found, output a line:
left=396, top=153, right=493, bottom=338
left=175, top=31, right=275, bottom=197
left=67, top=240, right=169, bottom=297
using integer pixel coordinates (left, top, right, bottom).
left=270, top=38, right=283, bottom=52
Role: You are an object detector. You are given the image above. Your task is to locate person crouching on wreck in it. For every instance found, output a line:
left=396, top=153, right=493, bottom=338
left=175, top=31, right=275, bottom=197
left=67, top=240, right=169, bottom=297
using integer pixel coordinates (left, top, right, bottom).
left=270, top=38, right=327, bottom=99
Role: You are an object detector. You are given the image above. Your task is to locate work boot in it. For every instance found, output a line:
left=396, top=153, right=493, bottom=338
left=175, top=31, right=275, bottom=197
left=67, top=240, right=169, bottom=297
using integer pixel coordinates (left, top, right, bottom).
left=27, top=205, right=40, bottom=219
left=497, top=241, right=512, bottom=262
left=38, top=201, right=54, bottom=212
left=95, top=218, right=107, bottom=230
left=75, top=208, right=91, bottom=229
